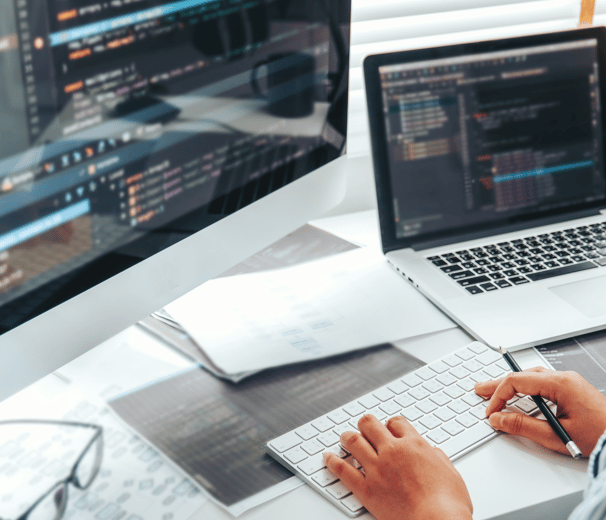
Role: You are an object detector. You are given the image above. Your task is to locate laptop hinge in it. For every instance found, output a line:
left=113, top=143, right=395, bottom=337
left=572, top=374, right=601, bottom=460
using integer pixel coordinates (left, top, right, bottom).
left=409, top=208, right=604, bottom=252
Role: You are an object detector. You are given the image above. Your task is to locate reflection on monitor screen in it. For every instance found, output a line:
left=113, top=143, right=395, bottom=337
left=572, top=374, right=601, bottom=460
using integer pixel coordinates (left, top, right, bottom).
left=0, top=0, right=351, bottom=400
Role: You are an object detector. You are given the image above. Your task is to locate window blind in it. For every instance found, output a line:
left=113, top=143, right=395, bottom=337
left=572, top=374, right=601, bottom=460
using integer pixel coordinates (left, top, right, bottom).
left=347, top=0, right=583, bottom=157
left=594, top=0, right=606, bottom=24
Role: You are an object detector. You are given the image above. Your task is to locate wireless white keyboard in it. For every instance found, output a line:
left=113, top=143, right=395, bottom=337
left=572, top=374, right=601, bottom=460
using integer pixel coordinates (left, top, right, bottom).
left=266, top=342, right=547, bottom=517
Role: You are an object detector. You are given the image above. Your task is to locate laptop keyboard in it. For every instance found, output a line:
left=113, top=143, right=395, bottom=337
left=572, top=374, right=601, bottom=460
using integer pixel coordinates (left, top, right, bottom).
left=428, top=222, right=606, bottom=295
left=266, top=342, right=546, bottom=517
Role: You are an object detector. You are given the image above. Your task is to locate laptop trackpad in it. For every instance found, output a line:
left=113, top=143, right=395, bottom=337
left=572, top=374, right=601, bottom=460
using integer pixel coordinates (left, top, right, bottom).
left=549, top=275, right=606, bottom=318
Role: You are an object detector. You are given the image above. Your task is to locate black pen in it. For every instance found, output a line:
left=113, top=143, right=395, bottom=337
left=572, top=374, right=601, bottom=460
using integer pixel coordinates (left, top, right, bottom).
left=499, top=347, right=582, bottom=459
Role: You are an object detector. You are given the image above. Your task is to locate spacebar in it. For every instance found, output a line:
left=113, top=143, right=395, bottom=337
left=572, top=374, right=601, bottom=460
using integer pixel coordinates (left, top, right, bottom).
left=438, top=421, right=496, bottom=459
left=526, top=261, right=597, bottom=282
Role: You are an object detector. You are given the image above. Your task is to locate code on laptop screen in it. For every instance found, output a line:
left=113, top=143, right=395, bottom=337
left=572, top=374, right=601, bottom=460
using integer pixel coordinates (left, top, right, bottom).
left=378, top=39, right=606, bottom=240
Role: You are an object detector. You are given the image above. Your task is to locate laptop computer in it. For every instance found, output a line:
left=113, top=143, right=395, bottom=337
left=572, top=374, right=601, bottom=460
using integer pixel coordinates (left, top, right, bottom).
left=364, top=26, right=606, bottom=351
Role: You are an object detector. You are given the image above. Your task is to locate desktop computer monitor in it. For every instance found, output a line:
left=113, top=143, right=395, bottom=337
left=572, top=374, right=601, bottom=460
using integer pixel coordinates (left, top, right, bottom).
left=0, top=0, right=351, bottom=401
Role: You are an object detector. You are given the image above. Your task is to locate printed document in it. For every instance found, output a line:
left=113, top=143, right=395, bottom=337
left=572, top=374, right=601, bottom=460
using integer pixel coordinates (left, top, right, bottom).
left=165, top=247, right=456, bottom=375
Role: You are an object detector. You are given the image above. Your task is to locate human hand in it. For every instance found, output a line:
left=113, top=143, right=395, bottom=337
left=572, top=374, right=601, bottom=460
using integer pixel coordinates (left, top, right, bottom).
left=475, top=367, right=606, bottom=457
left=323, top=414, right=473, bottom=520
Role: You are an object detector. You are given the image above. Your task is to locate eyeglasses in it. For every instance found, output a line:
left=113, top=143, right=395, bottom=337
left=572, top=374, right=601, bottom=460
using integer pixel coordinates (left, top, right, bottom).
left=0, top=420, right=104, bottom=520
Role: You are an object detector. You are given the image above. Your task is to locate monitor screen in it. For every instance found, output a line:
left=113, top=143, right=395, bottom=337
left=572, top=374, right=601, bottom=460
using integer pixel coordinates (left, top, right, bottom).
left=373, top=36, right=606, bottom=243
left=0, top=0, right=350, bottom=337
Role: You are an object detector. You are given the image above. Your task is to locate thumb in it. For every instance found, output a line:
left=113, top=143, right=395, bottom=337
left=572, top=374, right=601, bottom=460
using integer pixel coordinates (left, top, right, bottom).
left=488, top=412, right=567, bottom=454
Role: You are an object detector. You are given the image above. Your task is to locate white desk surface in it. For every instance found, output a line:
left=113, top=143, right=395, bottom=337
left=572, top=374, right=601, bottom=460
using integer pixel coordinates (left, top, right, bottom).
left=5, top=209, right=590, bottom=520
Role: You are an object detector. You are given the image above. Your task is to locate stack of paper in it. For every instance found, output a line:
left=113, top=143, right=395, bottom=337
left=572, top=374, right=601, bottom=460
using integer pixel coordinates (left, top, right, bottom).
left=157, top=245, right=456, bottom=377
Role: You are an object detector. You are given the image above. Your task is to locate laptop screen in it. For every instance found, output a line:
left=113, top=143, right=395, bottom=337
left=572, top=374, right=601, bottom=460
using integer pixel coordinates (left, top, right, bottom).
left=372, top=34, right=606, bottom=245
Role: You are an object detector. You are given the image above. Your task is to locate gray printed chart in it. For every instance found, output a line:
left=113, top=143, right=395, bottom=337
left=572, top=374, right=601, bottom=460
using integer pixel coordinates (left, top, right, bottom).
left=537, top=330, right=606, bottom=395
left=108, top=344, right=425, bottom=511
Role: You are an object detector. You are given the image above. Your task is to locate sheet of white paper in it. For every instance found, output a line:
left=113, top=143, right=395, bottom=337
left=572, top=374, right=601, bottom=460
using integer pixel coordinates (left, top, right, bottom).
left=165, top=247, right=456, bottom=375
left=0, top=384, right=207, bottom=520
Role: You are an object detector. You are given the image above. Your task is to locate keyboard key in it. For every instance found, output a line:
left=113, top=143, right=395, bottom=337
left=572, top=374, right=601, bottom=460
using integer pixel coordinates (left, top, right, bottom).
left=302, top=439, right=325, bottom=455
left=462, top=393, right=484, bottom=406
left=387, top=380, right=408, bottom=394
left=324, top=445, right=348, bottom=458
left=358, top=394, right=381, bottom=409
left=444, top=385, right=466, bottom=399
left=312, top=468, right=338, bottom=487
left=343, top=402, right=365, bottom=417
left=526, top=260, right=597, bottom=281
left=298, top=454, right=326, bottom=475
left=419, top=414, right=442, bottom=429
left=373, top=387, right=395, bottom=402
left=469, top=371, right=491, bottom=383
left=342, top=494, right=364, bottom=513
left=439, top=421, right=495, bottom=458
left=455, top=413, right=478, bottom=428
left=328, top=409, right=350, bottom=425
left=416, top=366, right=437, bottom=380
left=416, top=399, right=438, bottom=414
left=394, top=393, right=416, bottom=408
left=451, top=270, right=475, bottom=280
left=484, top=365, right=504, bottom=378
left=326, top=481, right=352, bottom=499
left=412, top=422, right=428, bottom=435
left=462, top=359, right=484, bottom=372
left=456, top=378, right=476, bottom=392
left=401, top=406, right=423, bottom=422
left=312, top=417, right=335, bottom=432
left=459, top=275, right=491, bottom=287
left=448, top=400, right=469, bottom=414
left=469, top=407, right=488, bottom=420
left=480, top=283, right=498, bottom=292
left=455, top=348, right=475, bottom=361
left=441, top=265, right=462, bottom=273
left=401, top=373, right=423, bottom=387
left=436, top=373, right=458, bottom=386
left=434, top=407, right=456, bottom=422
left=409, top=387, right=430, bottom=400
left=429, top=392, right=450, bottom=406
left=450, top=366, right=470, bottom=379
left=442, top=354, right=463, bottom=367
left=423, top=380, right=444, bottom=393
left=442, top=420, right=465, bottom=436
left=476, top=350, right=501, bottom=365
left=296, top=424, right=319, bottom=440
left=428, top=360, right=450, bottom=373
left=271, top=432, right=302, bottom=453
left=285, top=447, right=308, bottom=464
left=427, top=429, right=450, bottom=445
left=318, top=431, right=340, bottom=447
left=514, top=398, right=538, bottom=413
left=380, top=401, right=401, bottom=416
left=334, top=424, right=353, bottom=436
left=345, top=456, right=362, bottom=470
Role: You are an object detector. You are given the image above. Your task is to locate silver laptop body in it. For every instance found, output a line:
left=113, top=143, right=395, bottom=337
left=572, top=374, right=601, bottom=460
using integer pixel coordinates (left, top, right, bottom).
left=364, top=27, right=606, bottom=351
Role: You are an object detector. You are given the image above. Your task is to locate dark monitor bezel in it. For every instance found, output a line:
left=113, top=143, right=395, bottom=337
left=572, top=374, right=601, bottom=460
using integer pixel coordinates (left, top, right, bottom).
left=364, top=26, right=606, bottom=254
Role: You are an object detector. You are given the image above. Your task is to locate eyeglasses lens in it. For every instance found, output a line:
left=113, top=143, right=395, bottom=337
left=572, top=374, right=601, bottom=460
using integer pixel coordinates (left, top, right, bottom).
left=27, top=482, right=67, bottom=520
